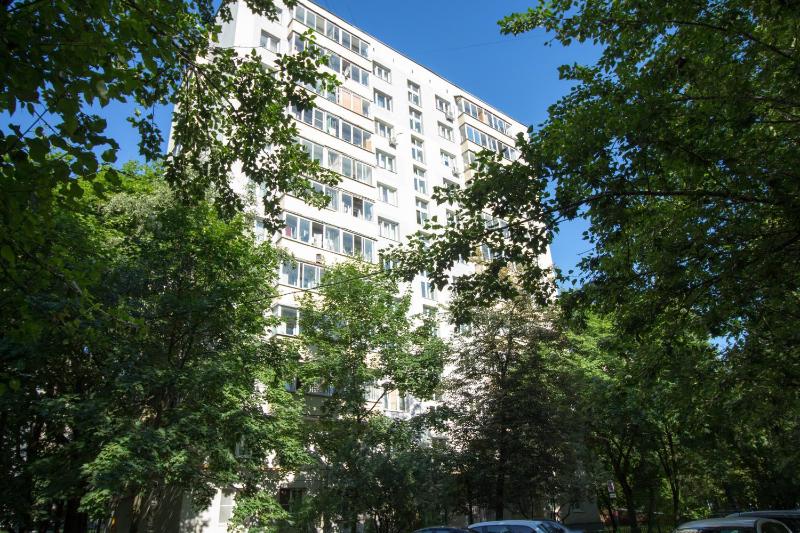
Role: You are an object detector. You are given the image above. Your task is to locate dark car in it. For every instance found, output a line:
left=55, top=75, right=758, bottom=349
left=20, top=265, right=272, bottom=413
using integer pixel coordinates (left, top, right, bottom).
left=727, top=511, right=800, bottom=533
left=675, top=517, right=791, bottom=533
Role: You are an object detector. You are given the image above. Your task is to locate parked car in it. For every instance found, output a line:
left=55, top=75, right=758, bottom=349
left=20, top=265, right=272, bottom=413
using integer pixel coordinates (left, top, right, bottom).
left=727, top=511, right=800, bottom=533
left=674, top=517, right=791, bottom=533
left=413, top=528, right=476, bottom=533
left=469, top=519, right=581, bottom=533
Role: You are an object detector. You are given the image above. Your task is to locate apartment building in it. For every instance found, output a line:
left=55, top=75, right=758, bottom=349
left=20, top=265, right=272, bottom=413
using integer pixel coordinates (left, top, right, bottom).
left=176, top=1, right=553, bottom=530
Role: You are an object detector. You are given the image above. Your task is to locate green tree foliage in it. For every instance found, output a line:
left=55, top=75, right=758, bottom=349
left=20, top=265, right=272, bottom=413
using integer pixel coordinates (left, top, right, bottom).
left=387, top=0, right=799, bottom=348
left=1, top=2, right=339, bottom=400
left=1, top=0, right=337, bottom=220
left=385, top=0, right=799, bottom=510
left=290, top=262, right=447, bottom=533
left=565, top=310, right=800, bottom=525
left=0, top=165, right=304, bottom=530
left=441, top=297, right=587, bottom=521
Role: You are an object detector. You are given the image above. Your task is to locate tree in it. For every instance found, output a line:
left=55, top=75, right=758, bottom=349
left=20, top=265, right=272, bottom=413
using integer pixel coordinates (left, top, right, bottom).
left=441, top=296, right=586, bottom=521
left=385, top=0, right=800, bottom=507
left=1, top=0, right=337, bottom=217
left=0, top=165, right=305, bottom=531
left=387, top=0, right=799, bottom=358
left=1, top=0, right=338, bottom=399
left=293, top=262, right=447, bottom=533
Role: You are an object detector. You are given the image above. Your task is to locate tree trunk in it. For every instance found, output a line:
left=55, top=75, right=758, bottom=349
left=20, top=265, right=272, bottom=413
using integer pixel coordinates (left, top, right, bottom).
left=466, top=478, right=475, bottom=525
left=619, top=478, right=638, bottom=533
left=62, top=497, right=87, bottom=533
left=646, top=485, right=656, bottom=533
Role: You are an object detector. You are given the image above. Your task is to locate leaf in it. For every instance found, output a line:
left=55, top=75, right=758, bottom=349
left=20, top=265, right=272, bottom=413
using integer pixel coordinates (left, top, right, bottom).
left=0, top=245, right=15, bottom=266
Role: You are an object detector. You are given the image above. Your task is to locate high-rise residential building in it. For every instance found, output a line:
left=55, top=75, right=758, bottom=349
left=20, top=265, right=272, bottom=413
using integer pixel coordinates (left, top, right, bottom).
left=175, top=1, right=554, bottom=530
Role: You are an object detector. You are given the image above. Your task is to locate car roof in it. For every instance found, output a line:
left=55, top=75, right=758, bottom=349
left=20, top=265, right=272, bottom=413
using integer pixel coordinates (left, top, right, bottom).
left=415, top=529, right=472, bottom=533
left=678, top=517, right=769, bottom=529
left=730, top=512, right=800, bottom=519
left=470, top=520, right=556, bottom=528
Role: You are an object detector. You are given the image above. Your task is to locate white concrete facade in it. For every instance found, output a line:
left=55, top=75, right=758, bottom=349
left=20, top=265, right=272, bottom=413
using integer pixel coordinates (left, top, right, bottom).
left=180, top=2, right=553, bottom=530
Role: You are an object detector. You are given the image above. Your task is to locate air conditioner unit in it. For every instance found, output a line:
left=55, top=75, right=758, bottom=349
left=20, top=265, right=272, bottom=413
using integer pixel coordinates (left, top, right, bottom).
left=388, top=136, right=397, bottom=147
left=445, top=111, right=454, bottom=122
left=451, top=167, right=460, bottom=177
left=315, top=253, right=325, bottom=264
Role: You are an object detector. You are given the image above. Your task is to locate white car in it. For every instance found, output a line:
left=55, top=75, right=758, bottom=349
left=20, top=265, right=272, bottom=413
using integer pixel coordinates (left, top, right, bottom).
left=470, top=519, right=582, bottom=533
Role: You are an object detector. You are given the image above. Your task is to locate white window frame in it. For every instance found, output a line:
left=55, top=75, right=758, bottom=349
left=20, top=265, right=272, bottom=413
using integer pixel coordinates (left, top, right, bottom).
left=379, top=217, right=400, bottom=241
left=438, top=122, right=453, bottom=141
left=374, top=90, right=393, bottom=111
left=407, top=81, right=421, bottom=106
left=411, top=137, right=425, bottom=163
left=415, top=198, right=429, bottom=225
left=440, top=150, right=456, bottom=168
left=275, top=305, right=300, bottom=336
left=376, top=150, right=396, bottom=172
left=373, top=62, right=391, bottom=82
left=375, top=119, right=393, bottom=139
left=409, top=108, right=423, bottom=134
left=378, top=183, right=398, bottom=206
left=260, top=31, right=280, bottom=53
left=435, top=96, right=451, bottom=114
left=413, top=166, right=427, bottom=195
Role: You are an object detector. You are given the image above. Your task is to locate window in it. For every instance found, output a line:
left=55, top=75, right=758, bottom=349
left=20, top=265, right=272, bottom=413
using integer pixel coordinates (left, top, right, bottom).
left=326, top=147, right=373, bottom=185
left=415, top=198, right=429, bottom=225
left=486, top=110, right=511, bottom=135
left=343, top=61, right=369, bottom=85
left=413, top=166, right=427, bottom=194
left=438, top=122, right=453, bottom=141
left=373, top=62, right=391, bottom=82
left=294, top=5, right=369, bottom=58
left=442, top=178, right=459, bottom=190
left=461, top=124, right=494, bottom=150
left=379, top=218, right=400, bottom=240
left=446, top=209, right=456, bottom=225
left=280, top=260, right=300, bottom=286
left=409, top=108, right=423, bottom=133
left=300, top=138, right=324, bottom=163
left=457, top=97, right=479, bottom=119
left=301, top=263, right=323, bottom=289
left=218, top=489, right=236, bottom=524
left=276, top=306, right=300, bottom=336
left=292, top=106, right=372, bottom=150
left=325, top=226, right=340, bottom=253
left=376, top=150, right=396, bottom=171
left=284, top=214, right=299, bottom=239
left=374, top=90, right=392, bottom=111
left=407, top=81, right=421, bottom=106
left=378, top=183, right=397, bottom=205
left=423, top=305, right=437, bottom=317
left=338, top=87, right=370, bottom=117
left=284, top=213, right=375, bottom=259
left=308, top=181, right=373, bottom=221
left=440, top=150, right=456, bottom=168
left=375, top=119, right=393, bottom=139
left=411, top=137, right=425, bottom=163
left=260, top=31, right=279, bottom=53
left=420, top=275, right=435, bottom=300
left=280, top=260, right=325, bottom=289
left=435, top=95, right=451, bottom=114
